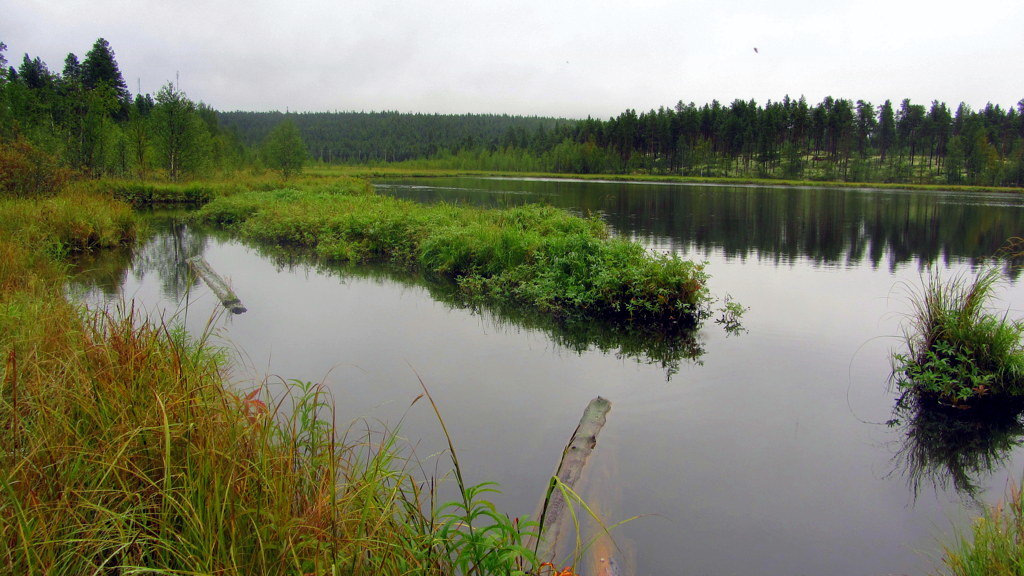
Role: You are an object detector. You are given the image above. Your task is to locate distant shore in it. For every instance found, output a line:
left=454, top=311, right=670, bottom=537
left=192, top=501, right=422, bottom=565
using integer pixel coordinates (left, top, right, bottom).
left=314, top=165, right=1024, bottom=195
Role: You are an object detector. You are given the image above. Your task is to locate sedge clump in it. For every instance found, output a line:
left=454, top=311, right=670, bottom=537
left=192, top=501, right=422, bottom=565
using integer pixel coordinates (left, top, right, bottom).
left=892, top=268, right=1024, bottom=406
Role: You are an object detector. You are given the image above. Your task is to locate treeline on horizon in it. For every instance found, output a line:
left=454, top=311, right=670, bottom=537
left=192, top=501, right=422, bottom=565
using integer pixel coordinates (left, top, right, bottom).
left=2, top=37, right=1023, bottom=188
left=386, top=96, right=1023, bottom=187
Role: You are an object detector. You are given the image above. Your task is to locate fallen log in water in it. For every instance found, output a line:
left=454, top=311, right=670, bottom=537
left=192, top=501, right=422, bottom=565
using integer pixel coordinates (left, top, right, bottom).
left=186, top=256, right=247, bottom=314
left=534, top=396, right=611, bottom=565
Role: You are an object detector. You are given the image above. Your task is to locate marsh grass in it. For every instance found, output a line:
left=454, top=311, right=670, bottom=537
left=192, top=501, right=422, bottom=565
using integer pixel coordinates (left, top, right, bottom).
left=0, top=191, right=136, bottom=256
left=0, top=305, right=449, bottom=574
left=892, top=263, right=1024, bottom=573
left=1, top=303, right=545, bottom=574
left=193, top=183, right=712, bottom=328
left=893, top=268, right=1024, bottom=405
left=0, top=188, right=560, bottom=575
left=939, top=481, right=1024, bottom=575
left=65, top=174, right=376, bottom=207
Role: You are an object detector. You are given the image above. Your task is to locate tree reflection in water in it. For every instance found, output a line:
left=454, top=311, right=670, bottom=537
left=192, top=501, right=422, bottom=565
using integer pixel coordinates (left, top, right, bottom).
left=132, top=215, right=208, bottom=300
left=70, top=212, right=208, bottom=302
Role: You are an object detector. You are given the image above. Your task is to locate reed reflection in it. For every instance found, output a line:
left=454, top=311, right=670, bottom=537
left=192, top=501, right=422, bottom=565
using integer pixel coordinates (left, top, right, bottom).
left=889, top=392, right=1024, bottom=500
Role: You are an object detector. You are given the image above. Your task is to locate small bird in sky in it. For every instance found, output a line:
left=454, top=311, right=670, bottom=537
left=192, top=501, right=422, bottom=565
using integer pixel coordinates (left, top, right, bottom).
left=753, top=47, right=759, bottom=54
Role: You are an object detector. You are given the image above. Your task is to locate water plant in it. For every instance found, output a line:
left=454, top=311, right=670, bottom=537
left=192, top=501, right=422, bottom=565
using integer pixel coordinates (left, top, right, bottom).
left=715, top=294, right=748, bottom=334
left=892, top=268, right=1024, bottom=406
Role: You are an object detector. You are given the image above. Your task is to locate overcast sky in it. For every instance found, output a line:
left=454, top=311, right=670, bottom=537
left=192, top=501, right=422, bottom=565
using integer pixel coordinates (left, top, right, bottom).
left=5, top=0, right=1023, bottom=119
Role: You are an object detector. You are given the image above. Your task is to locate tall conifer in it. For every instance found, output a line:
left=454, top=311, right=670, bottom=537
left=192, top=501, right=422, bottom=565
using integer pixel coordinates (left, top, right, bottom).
left=82, top=38, right=129, bottom=104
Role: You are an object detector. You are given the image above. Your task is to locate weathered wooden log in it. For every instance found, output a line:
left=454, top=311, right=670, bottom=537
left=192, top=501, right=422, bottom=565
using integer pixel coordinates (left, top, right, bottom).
left=186, top=256, right=247, bottom=314
left=534, top=396, right=611, bottom=564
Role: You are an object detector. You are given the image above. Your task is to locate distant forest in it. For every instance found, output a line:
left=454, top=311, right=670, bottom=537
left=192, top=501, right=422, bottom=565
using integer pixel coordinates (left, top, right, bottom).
left=2, top=37, right=1022, bottom=187
left=218, top=111, right=565, bottom=164
left=195, top=97, right=1024, bottom=187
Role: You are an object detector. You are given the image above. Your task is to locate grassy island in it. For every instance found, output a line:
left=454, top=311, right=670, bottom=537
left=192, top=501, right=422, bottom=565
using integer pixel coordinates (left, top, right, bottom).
left=192, top=179, right=713, bottom=329
left=893, top=269, right=1024, bottom=407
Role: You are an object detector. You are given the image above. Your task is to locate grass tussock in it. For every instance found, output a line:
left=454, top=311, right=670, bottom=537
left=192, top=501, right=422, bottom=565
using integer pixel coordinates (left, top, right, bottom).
left=893, top=268, right=1024, bottom=405
left=193, top=183, right=711, bottom=327
left=64, top=172, right=376, bottom=206
left=67, top=179, right=242, bottom=206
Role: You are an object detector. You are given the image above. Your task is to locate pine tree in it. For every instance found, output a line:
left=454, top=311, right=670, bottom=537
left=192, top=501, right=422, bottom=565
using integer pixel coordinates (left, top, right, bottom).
left=62, top=54, right=82, bottom=86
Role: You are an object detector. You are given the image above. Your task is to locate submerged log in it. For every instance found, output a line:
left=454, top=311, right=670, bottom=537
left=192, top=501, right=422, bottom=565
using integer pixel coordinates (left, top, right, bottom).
left=534, top=396, right=612, bottom=564
left=186, top=256, right=247, bottom=314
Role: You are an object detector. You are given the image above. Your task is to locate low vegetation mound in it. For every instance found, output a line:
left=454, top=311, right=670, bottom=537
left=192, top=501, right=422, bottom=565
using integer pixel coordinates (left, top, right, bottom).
left=192, top=181, right=713, bottom=328
left=893, top=268, right=1024, bottom=406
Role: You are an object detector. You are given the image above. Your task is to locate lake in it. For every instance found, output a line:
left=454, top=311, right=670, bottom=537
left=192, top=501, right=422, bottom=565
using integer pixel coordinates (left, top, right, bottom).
left=75, top=177, right=1024, bottom=575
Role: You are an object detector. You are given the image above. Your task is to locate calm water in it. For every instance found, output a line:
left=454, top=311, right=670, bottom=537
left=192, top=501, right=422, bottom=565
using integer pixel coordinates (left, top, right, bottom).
left=75, top=178, right=1024, bottom=576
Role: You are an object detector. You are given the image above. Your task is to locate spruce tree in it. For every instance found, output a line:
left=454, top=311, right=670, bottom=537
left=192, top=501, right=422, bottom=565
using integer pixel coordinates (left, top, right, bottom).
left=82, top=38, right=130, bottom=104
left=877, top=100, right=896, bottom=163
left=62, top=54, right=82, bottom=85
